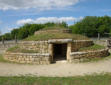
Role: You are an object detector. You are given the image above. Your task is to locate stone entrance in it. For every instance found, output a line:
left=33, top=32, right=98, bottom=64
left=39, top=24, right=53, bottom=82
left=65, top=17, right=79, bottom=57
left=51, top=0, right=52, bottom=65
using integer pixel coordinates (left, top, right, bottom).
left=53, top=44, right=67, bottom=61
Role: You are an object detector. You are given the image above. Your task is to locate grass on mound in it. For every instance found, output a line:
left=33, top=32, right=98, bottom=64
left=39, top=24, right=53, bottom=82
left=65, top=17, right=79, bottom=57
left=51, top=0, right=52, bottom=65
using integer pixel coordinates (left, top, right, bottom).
left=79, top=44, right=105, bottom=52
left=25, top=32, right=89, bottom=41
left=7, top=46, right=38, bottom=53
left=0, top=73, right=111, bottom=85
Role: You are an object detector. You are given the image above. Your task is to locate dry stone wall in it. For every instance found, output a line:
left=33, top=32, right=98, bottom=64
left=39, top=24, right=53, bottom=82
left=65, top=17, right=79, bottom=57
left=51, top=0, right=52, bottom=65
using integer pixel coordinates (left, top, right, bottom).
left=71, top=40, right=94, bottom=52
left=4, top=39, right=109, bottom=64
left=19, top=41, right=49, bottom=53
left=0, top=41, right=18, bottom=54
left=69, top=49, right=109, bottom=63
left=4, top=52, right=51, bottom=64
left=19, top=40, right=93, bottom=54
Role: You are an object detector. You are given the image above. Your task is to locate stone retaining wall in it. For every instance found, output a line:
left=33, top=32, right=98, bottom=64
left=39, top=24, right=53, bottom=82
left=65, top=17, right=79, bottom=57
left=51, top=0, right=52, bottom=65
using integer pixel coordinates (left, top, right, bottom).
left=4, top=52, right=51, bottom=64
left=71, top=40, right=94, bottom=52
left=4, top=40, right=98, bottom=64
left=0, top=43, right=17, bottom=54
left=19, top=41, right=49, bottom=53
left=69, top=49, right=109, bottom=63
left=19, top=40, right=93, bottom=54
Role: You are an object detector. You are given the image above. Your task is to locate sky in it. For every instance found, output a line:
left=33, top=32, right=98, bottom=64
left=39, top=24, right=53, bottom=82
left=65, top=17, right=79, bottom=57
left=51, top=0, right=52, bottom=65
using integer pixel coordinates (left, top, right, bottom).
left=0, top=0, right=111, bottom=34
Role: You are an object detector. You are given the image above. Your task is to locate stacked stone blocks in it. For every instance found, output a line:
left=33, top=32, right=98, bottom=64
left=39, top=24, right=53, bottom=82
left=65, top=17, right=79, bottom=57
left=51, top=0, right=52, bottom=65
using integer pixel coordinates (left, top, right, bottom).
left=4, top=40, right=109, bottom=64
left=5, top=52, right=51, bottom=64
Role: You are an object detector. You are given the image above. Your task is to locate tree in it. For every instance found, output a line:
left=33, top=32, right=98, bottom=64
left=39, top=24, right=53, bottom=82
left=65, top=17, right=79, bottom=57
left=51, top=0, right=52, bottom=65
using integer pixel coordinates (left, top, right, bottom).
left=3, top=33, right=12, bottom=40
left=69, top=16, right=111, bottom=37
left=0, top=30, right=1, bottom=35
left=11, top=28, right=19, bottom=39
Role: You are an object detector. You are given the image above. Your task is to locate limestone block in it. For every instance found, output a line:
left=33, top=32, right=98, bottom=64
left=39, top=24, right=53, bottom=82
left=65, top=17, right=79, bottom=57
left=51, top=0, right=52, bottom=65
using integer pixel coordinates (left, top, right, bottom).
left=25, top=58, right=30, bottom=61
left=30, top=58, right=35, bottom=61
left=33, top=61, right=40, bottom=65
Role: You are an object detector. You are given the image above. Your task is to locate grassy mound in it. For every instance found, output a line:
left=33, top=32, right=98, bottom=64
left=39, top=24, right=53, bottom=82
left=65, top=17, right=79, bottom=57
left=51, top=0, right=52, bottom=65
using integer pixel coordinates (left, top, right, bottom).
left=7, top=46, right=38, bottom=53
left=79, top=44, right=105, bottom=52
left=25, top=32, right=89, bottom=41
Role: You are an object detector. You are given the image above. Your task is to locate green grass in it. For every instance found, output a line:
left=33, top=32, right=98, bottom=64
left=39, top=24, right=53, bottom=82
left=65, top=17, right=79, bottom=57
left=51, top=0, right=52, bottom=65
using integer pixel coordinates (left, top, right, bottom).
left=25, top=32, right=89, bottom=41
left=79, top=44, right=107, bottom=63
left=79, top=44, right=105, bottom=51
left=80, top=55, right=111, bottom=63
left=7, top=45, right=19, bottom=52
left=0, top=73, right=111, bottom=85
left=7, top=46, right=38, bottom=53
left=0, top=54, right=7, bottom=62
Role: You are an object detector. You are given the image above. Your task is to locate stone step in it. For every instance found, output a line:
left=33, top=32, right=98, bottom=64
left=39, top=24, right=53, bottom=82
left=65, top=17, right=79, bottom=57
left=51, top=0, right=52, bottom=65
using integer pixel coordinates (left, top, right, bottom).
left=55, top=60, right=67, bottom=64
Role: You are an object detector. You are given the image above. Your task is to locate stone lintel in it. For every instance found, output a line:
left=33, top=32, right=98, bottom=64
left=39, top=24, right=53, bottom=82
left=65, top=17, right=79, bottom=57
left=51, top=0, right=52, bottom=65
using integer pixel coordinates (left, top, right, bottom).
left=48, top=39, right=72, bottom=44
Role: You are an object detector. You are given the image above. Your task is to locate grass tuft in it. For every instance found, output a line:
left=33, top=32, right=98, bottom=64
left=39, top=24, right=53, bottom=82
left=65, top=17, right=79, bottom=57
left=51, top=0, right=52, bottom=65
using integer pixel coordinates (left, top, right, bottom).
left=0, top=54, right=7, bottom=62
left=7, top=46, right=38, bottom=53
left=79, top=44, right=105, bottom=52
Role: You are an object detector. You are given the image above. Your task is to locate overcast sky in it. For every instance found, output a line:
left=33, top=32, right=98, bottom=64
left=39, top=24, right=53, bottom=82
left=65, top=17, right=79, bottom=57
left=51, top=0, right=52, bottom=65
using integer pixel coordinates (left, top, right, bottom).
left=0, top=0, right=111, bottom=34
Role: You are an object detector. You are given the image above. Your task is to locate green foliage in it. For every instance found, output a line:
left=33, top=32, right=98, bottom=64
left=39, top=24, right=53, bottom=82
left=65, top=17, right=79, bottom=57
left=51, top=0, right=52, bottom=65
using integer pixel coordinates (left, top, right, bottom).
left=7, top=45, right=19, bottom=52
left=3, top=33, right=12, bottom=40
left=12, top=24, right=45, bottom=39
left=42, top=26, right=67, bottom=30
left=70, top=16, right=111, bottom=37
left=0, top=33, right=12, bottom=41
left=17, top=27, right=29, bottom=39
left=0, top=73, right=111, bottom=85
left=79, top=44, right=105, bottom=51
left=44, top=22, right=68, bottom=28
left=11, top=28, right=19, bottom=39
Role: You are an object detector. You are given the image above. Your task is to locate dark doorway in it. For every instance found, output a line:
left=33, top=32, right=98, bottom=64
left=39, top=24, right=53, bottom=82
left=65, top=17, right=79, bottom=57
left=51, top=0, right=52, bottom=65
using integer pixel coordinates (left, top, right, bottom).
left=53, top=44, right=67, bottom=61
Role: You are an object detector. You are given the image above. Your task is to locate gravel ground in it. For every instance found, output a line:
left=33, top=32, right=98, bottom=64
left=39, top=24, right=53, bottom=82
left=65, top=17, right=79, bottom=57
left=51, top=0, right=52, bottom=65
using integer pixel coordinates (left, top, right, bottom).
left=0, top=59, right=111, bottom=77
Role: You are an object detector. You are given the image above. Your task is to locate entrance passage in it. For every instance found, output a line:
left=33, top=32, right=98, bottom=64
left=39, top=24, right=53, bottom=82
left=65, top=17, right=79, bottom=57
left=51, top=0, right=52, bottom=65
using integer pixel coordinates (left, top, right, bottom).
left=53, top=44, right=67, bottom=61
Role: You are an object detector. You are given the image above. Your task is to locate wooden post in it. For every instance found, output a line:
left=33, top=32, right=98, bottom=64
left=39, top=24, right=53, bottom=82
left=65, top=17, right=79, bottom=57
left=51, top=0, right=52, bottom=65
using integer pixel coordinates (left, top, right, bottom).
left=15, top=35, right=17, bottom=43
left=98, top=33, right=100, bottom=40
left=2, top=37, right=4, bottom=45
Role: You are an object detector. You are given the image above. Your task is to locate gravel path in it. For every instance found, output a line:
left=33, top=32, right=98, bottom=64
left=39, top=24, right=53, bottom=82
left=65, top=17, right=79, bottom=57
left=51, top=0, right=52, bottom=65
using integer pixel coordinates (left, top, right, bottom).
left=0, top=59, right=111, bottom=77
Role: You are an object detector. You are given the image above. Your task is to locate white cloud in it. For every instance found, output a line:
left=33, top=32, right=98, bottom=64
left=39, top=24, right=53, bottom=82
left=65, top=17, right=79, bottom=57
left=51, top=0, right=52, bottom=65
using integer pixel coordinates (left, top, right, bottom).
left=17, top=19, right=34, bottom=25
left=0, top=0, right=80, bottom=10
left=101, top=9, right=111, bottom=12
left=17, top=17, right=83, bottom=25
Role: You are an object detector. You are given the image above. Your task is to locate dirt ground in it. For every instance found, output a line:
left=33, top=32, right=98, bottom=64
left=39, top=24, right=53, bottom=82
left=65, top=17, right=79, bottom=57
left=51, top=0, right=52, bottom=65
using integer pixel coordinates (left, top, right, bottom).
left=0, top=58, right=111, bottom=77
